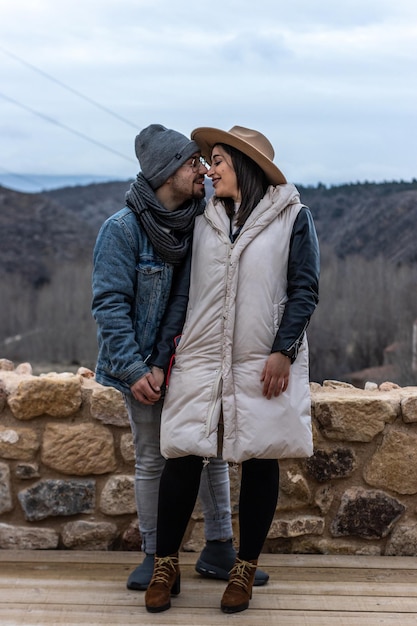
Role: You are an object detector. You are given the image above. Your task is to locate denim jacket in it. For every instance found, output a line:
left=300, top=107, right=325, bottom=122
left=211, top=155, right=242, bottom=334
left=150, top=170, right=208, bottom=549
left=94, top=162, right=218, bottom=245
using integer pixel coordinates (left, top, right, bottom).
left=92, top=206, right=175, bottom=394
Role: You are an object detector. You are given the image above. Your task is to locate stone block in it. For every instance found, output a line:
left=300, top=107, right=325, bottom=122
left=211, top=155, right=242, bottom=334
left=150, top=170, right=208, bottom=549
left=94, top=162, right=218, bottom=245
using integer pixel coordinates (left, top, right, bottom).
left=61, top=520, right=118, bottom=550
left=401, top=395, right=417, bottom=423
left=364, top=429, right=417, bottom=494
left=18, top=478, right=95, bottom=521
left=268, top=515, right=325, bottom=538
left=15, top=463, right=40, bottom=480
left=0, top=522, right=59, bottom=549
left=120, top=432, right=135, bottom=462
left=314, top=485, right=336, bottom=515
left=314, top=392, right=399, bottom=442
left=42, top=422, right=116, bottom=475
left=90, top=386, right=129, bottom=427
left=0, top=462, right=13, bottom=514
left=7, top=373, right=82, bottom=419
left=331, top=487, right=405, bottom=539
left=0, top=425, right=39, bottom=460
left=100, top=475, right=136, bottom=515
left=306, top=447, right=356, bottom=482
left=385, top=522, right=417, bottom=556
left=277, top=464, right=312, bottom=511
left=121, top=518, right=141, bottom=551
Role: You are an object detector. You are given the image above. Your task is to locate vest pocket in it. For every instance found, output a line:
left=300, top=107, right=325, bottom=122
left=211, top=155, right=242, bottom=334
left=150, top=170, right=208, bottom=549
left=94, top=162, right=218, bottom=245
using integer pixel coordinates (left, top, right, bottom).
left=205, top=370, right=223, bottom=438
left=273, top=303, right=286, bottom=331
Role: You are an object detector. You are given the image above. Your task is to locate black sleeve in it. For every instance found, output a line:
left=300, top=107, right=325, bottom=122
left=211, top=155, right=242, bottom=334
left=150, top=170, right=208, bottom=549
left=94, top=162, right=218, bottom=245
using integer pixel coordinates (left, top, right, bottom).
left=271, top=207, right=320, bottom=358
left=147, top=246, right=191, bottom=374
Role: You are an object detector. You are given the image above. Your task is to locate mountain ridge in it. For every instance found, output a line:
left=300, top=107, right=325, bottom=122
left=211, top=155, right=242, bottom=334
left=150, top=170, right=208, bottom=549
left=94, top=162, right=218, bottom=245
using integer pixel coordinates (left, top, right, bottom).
left=1, top=178, right=417, bottom=288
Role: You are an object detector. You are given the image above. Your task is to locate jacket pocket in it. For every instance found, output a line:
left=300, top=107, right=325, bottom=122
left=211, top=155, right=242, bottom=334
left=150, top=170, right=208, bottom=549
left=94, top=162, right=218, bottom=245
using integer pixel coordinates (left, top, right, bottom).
left=135, top=259, right=166, bottom=311
left=137, top=259, right=165, bottom=274
left=134, top=259, right=171, bottom=352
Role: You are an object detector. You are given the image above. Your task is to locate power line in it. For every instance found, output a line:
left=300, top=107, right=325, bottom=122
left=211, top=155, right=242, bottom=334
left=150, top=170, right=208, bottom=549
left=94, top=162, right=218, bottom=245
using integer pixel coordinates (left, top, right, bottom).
left=0, top=91, right=136, bottom=165
left=0, top=166, right=46, bottom=191
left=0, top=46, right=139, bottom=186
left=0, top=45, right=138, bottom=129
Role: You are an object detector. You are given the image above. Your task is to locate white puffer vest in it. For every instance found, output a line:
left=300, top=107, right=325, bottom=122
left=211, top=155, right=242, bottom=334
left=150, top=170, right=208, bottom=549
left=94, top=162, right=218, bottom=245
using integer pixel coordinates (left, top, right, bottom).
left=161, top=183, right=313, bottom=463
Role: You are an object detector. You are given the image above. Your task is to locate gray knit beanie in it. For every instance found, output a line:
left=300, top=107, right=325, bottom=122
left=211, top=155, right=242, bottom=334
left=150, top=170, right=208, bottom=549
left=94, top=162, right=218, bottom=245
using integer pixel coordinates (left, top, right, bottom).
left=135, top=124, right=199, bottom=190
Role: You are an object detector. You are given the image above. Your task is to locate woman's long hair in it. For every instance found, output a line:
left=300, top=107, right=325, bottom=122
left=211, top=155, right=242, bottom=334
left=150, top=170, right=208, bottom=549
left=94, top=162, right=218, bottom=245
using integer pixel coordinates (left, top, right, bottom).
left=215, top=143, right=270, bottom=227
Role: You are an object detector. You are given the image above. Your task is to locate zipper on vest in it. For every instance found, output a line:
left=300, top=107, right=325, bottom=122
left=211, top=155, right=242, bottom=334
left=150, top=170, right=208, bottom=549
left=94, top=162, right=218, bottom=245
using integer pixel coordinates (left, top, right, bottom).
left=205, top=370, right=222, bottom=437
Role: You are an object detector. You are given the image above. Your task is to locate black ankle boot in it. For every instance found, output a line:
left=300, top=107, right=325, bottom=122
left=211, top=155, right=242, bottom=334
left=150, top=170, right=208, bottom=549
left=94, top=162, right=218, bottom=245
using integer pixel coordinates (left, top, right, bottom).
left=195, top=539, right=269, bottom=586
left=126, top=553, right=154, bottom=590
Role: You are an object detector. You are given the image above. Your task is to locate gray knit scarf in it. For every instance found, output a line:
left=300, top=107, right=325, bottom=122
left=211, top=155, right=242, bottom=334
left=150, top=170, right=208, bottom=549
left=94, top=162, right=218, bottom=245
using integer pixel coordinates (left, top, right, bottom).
left=125, top=173, right=204, bottom=265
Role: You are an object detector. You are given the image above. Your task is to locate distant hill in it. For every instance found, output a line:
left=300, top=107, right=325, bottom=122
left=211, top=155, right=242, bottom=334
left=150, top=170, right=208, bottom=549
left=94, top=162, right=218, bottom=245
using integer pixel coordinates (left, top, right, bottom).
left=0, top=174, right=122, bottom=194
left=0, top=185, right=96, bottom=287
left=46, top=180, right=133, bottom=234
left=299, top=180, right=417, bottom=264
left=1, top=179, right=417, bottom=288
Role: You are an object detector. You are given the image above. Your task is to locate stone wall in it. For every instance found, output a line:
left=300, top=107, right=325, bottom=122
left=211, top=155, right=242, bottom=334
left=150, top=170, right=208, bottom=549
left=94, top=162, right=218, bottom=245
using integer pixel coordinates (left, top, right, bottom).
left=2, top=358, right=417, bottom=556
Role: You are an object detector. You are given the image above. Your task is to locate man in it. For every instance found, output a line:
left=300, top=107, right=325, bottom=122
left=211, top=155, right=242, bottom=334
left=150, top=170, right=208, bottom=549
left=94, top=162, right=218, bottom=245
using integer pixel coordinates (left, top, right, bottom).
left=92, top=124, right=268, bottom=590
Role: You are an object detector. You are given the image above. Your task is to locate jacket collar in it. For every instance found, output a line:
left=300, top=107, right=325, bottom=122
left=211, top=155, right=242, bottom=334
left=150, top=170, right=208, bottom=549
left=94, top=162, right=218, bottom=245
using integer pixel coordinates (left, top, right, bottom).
left=204, top=183, right=300, bottom=239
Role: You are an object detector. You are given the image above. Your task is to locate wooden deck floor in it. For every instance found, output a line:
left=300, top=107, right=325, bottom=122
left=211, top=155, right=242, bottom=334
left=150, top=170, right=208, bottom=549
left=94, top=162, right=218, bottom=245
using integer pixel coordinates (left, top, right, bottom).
left=1, top=550, right=417, bottom=625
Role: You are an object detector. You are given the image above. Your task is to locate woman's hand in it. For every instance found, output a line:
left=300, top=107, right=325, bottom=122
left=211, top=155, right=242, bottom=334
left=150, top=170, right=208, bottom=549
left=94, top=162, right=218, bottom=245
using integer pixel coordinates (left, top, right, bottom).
left=151, top=366, right=165, bottom=389
left=260, top=352, right=291, bottom=399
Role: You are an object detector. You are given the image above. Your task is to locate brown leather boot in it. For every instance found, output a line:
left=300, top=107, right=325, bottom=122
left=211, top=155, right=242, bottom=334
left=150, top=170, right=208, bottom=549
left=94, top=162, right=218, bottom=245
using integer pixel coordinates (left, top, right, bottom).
left=220, top=556, right=257, bottom=613
left=144, top=554, right=180, bottom=613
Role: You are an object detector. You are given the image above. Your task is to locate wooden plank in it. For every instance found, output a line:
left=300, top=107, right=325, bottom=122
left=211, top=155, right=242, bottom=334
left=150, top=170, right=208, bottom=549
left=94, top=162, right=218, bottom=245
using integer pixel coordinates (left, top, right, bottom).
left=0, top=569, right=395, bottom=588
left=3, top=579, right=417, bottom=600
left=0, top=549, right=142, bottom=566
left=2, top=582, right=417, bottom=614
left=1, top=549, right=417, bottom=574
left=269, top=566, right=417, bottom=583
left=3, top=560, right=417, bottom=588
left=2, top=605, right=417, bottom=626
left=2, top=550, right=417, bottom=570
left=0, top=569, right=416, bottom=599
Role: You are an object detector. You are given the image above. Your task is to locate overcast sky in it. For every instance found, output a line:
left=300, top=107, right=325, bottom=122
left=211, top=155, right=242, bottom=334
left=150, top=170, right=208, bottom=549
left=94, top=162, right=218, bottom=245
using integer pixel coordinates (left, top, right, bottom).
left=0, top=0, right=416, bottom=190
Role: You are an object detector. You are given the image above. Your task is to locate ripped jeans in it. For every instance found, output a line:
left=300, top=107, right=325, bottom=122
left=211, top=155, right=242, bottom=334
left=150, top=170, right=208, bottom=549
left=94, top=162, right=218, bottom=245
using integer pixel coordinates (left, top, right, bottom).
left=125, top=395, right=233, bottom=554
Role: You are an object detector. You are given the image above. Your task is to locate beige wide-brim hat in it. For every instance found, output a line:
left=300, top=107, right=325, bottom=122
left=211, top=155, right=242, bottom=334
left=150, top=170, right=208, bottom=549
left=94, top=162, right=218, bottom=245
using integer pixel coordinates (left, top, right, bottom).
left=191, top=125, right=287, bottom=185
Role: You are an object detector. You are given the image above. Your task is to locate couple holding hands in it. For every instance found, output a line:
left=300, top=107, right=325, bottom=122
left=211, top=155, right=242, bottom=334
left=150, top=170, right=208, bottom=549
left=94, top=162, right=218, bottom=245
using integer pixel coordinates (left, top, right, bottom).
left=92, top=122, right=319, bottom=613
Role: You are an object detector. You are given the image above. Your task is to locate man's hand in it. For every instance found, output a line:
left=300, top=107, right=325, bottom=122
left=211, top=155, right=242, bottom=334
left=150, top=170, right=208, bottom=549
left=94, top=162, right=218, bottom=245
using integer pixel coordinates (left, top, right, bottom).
left=130, top=371, right=162, bottom=405
left=260, top=352, right=291, bottom=399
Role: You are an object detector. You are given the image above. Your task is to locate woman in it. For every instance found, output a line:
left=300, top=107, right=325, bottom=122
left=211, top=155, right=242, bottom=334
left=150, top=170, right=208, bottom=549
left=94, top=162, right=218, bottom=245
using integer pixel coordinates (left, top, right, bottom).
left=145, top=125, right=320, bottom=614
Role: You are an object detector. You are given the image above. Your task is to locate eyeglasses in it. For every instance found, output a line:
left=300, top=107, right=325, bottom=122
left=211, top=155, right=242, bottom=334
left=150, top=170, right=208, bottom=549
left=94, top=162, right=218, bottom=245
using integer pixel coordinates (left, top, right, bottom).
left=187, top=156, right=210, bottom=172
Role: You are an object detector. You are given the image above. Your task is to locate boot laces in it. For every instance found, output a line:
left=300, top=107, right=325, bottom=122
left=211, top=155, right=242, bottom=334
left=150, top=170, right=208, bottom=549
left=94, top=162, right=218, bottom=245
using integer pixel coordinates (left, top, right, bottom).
left=229, top=558, right=256, bottom=590
left=152, top=555, right=178, bottom=586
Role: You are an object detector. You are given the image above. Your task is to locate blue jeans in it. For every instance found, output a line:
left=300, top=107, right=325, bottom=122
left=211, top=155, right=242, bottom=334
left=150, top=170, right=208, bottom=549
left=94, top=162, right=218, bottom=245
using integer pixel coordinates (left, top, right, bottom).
left=125, top=395, right=233, bottom=554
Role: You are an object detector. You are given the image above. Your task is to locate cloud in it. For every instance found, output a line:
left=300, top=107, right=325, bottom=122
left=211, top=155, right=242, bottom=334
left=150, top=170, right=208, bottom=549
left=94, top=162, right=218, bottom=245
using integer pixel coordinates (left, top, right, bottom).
left=0, top=0, right=416, bottom=185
